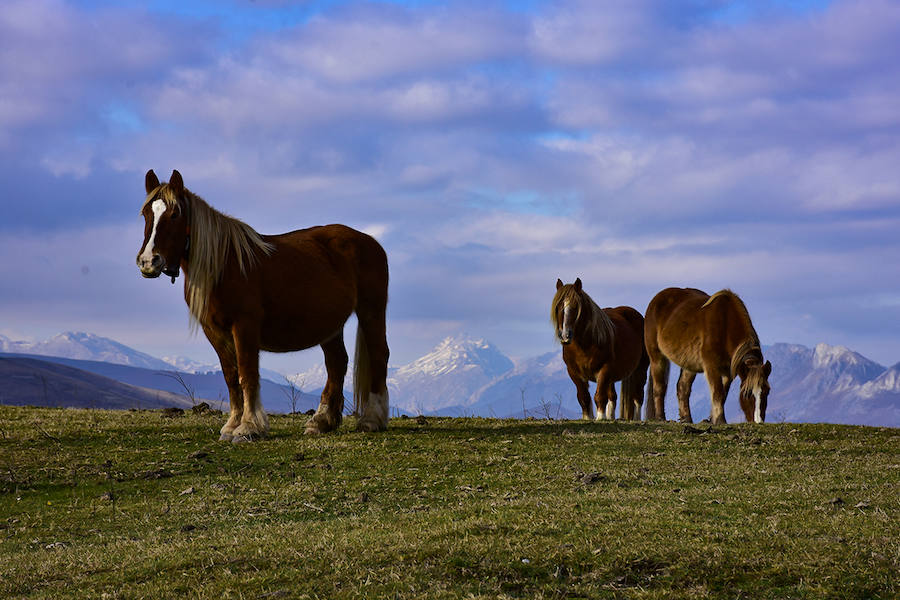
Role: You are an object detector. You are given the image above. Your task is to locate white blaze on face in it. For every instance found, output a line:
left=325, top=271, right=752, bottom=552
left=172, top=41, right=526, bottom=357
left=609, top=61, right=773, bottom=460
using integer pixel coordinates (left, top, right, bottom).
left=139, top=199, right=167, bottom=266
left=562, top=301, right=573, bottom=336
left=754, top=386, right=763, bottom=423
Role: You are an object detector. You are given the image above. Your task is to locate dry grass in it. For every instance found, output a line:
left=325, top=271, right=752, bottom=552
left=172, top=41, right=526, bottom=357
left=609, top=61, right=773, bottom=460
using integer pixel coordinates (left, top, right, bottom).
left=1, top=406, right=897, bottom=599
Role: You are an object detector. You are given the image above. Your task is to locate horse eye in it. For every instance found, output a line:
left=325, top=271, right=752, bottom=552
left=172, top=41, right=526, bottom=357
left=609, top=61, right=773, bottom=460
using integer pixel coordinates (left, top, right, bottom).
left=171, top=208, right=180, bottom=219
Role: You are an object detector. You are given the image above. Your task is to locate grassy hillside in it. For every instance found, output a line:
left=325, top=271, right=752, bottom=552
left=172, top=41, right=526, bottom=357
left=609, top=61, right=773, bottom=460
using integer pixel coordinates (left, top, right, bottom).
left=0, top=406, right=897, bottom=599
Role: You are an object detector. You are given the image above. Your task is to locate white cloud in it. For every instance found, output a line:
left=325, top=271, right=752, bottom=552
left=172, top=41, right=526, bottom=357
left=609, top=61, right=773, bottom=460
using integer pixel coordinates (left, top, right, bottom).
left=265, top=6, right=524, bottom=83
left=3, top=0, right=900, bottom=366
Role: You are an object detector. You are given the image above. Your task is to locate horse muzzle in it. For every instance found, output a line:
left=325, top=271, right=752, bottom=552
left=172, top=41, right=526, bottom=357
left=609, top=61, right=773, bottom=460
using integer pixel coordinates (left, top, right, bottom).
left=558, top=329, right=573, bottom=345
left=137, top=253, right=165, bottom=278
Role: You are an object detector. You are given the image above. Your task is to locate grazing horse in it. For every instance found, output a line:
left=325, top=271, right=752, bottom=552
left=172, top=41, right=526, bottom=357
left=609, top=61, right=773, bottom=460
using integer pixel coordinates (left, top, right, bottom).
left=551, top=278, right=649, bottom=420
left=644, top=287, right=771, bottom=424
left=136, top=170, right=390, bottom=441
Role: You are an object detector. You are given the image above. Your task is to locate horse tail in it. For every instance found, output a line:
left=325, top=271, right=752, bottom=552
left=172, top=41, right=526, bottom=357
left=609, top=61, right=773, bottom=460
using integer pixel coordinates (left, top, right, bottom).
left=353, top=323, right=371, bottom=419
left=352, top=230, right=391, bottom=431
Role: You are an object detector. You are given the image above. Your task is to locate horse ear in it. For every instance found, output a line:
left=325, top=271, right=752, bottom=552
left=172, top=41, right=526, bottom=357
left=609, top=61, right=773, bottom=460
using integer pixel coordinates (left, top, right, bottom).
left=574, top=278, right=582, bottom=291
left=169, top=170, right=184, bottom=195
left=764, top=360, right=772, bottom=377
left=145, top=170, right=160, bottom=194
left=556, top=279, right=563, bottom=290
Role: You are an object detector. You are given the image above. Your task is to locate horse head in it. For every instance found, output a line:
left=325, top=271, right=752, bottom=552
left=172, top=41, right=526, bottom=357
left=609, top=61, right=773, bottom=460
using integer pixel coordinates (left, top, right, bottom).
left=553, top=278, right=583, bottom=344
left=737, top=356, right=772, bottom=423
left=137, top=169, right=190, bottom=283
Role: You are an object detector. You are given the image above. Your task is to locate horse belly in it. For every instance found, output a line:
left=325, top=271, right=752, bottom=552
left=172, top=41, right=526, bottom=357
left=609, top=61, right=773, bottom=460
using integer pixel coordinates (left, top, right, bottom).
left=658, top=334, right=704, bottom=373
left=256, top=248, right=357, bottom=352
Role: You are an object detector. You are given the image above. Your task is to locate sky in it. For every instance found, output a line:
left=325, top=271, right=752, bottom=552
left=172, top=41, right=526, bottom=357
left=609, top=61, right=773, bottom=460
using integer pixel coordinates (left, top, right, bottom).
left=2, top=0, right=900, bottom=375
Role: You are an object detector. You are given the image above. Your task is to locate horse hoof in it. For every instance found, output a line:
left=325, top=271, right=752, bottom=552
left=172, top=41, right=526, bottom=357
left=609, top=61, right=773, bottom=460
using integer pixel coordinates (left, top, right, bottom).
left=356, top=420, right=385, bottom=433
left=305, top=414, right=339, bottom=434
left=231, top=433, right=259, bottom=444
left=219, top=432, right=234, bottom=442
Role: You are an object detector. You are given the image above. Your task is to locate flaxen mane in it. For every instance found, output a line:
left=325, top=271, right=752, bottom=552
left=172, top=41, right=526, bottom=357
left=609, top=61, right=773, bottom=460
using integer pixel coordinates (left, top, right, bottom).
left=551, top=285, right=616, bottom=349
left=702, top=290, right=762, bottom=375
left=143, top=185, right=274, bottom=327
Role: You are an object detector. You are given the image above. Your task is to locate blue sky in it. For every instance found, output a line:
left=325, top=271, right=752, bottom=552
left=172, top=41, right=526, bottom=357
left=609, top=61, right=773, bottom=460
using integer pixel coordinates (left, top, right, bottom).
left=2, top=0, right=899, bottom=375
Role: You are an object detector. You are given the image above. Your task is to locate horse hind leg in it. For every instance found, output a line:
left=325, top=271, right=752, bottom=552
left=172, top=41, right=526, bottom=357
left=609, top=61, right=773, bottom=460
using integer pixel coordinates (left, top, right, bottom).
left=620, top=379, right=633, bottom=420
left=305, top=332, right=348, bottom=435
left=354, top=310, right=390, bottom=432
left=621, top=362, right=647, bottom=421
left=648, top=357, right=670, bottom=421
left=676, top=368, right=696, bottom=424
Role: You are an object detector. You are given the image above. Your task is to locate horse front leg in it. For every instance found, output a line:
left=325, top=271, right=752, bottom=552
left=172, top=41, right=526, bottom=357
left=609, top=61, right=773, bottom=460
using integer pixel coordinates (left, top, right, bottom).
left=305, top=332, right=347, bottom=435
left=570, top=375, right=592, bottom=420
left=605, top=380, right=617, bottom=420
left=202, top=326, right=243, bottom=442
left=705, top=371, right=731, bottom=425
left=594, top=371, right=615, bottom=420
left=231, top=324, right=269, bottom=442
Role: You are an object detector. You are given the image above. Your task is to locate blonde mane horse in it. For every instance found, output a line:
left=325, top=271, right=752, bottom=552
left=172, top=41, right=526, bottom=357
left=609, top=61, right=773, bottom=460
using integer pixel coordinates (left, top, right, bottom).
left=137, top=169, right=390, bottom=442
left=552, top=278, right=649, bottom=420
left=644, top=288, right=771, bottom=424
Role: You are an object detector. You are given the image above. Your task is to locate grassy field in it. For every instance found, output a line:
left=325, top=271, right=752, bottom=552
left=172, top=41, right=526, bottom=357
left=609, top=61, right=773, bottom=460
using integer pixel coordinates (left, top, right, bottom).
left=0, top=405, right=897, bottom=599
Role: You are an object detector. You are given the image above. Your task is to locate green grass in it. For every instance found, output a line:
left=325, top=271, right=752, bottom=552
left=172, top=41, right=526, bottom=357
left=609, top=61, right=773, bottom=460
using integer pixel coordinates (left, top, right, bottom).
left=1, top=406, right=897, bottom=599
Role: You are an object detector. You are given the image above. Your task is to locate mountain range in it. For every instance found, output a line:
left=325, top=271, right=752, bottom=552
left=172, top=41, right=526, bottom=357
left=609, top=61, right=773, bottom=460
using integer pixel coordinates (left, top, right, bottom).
left=286, top=335, right=900, bottom=426
left=0, top=332, right=318, bottom=414
left=1, top=332, right=898, bottom=427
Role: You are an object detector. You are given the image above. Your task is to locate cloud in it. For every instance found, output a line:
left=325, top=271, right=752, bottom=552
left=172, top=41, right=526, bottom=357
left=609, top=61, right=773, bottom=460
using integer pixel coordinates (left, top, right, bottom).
left=2, top=0, right=900, bottom=367
left=262, top=3, right=526, bottom=83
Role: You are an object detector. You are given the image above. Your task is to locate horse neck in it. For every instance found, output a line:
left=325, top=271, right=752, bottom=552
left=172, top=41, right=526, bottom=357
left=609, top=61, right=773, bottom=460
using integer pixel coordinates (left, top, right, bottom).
left=721, top=300, right=761, bottom=375
left=186, top=192, right=272, bottom=278
left=574, top=294, right=614, bottom=349
left=180, top=191, right=272, bottom=328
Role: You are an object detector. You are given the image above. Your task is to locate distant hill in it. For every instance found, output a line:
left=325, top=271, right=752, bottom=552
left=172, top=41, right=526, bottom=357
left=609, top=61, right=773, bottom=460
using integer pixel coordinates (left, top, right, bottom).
left=0, top=355, right=191, bottom=410
left=0, top=353, right=318, bottom=415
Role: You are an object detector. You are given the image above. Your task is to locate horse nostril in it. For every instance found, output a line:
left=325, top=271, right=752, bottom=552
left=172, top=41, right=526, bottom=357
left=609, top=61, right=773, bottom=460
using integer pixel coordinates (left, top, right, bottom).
left=151, top=255, right=164, bottom=268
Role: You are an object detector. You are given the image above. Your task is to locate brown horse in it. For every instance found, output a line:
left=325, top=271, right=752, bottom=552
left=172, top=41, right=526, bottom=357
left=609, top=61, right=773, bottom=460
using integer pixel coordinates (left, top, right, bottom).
left=644, top=287, right=771, bottom=424
left=136, top=170, right=390, bottom=441
left=551, top=278, right=649, bottom=420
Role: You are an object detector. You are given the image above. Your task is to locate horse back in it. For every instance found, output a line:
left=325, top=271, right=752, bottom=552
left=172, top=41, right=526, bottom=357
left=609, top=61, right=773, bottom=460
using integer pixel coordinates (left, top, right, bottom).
left=219, top=224, right=387, bottom=352
left=645, top=288, right=710, bottom=372
left=606, top=305, right=644, bottom=334
left=604, top=305, right=646, bottom=374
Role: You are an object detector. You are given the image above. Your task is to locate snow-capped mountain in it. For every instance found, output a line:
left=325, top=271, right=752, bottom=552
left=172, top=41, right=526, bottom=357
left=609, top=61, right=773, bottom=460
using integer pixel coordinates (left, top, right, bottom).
left=3, top=331, right=898, bottom=426
left=810, top=343, right=885, bottom=391
left=388, top=336, right=514, bottom=414
left=676, top=343, right=897, bottom=426
left=162, top=355, right=220, bottom=374
left=381, top=338, right=899, bottom=426
left=287, top=362, right=354, bottom=394
left=860, top=363, right=900, bottom=398
left=161, top=355, right=285, bottom=383
left=0, top=332, right=172, bottom=371
left=465, top=352, right=578, bottom=419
